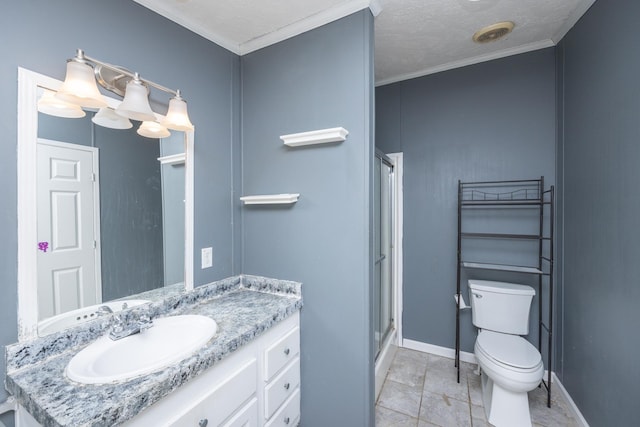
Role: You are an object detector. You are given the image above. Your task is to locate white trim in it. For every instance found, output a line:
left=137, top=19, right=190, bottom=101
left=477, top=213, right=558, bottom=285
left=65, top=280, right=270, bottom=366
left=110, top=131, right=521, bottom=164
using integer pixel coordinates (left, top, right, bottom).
left=17, top=68, right=42, bottom=341
left=552, top=373, right=590, bottom=427
left=281, top=127, right=348, bottom=147
left=551, top=0, right=596, bottom=43
left=240, top=194, right=300, bottom=205
left=237, top=1, right=371, bottom=55
left=402, top=338, right=477, bottom=365
left=368, top=0, right=383, bottom=17
left=132, top=0, right=241, bottom=54
left=157, top=153, right=186, bottom=165
left=133, top=0, right=372, bottom=56
left=184, top=130, right=194, bottom=293
left=375, top=39, right=554, bottom=87
left=387, top=153, right=403, bottom=347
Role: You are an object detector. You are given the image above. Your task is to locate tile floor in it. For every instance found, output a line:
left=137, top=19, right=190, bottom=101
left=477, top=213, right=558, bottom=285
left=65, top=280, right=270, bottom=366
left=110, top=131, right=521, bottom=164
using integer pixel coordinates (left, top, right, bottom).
left=375, top=348, right=579, bottom=427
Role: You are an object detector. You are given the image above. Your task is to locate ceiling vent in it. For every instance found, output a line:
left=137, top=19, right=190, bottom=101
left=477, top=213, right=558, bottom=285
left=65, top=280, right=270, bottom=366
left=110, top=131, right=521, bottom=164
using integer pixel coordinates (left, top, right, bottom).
left=473, top=21, right=515, bottom=43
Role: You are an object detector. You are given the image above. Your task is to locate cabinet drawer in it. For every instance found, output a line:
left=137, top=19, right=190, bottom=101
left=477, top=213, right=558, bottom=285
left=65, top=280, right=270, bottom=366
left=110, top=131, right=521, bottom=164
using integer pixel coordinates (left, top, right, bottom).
left=265, top=357, right=300, bottom=419
left=167, top=358, right=257, bottom=427
left=222, top=397, right=258, bottom=427
left=265, top=388, right=300, bottom=427
left=264, top=327, right=299, bottom=381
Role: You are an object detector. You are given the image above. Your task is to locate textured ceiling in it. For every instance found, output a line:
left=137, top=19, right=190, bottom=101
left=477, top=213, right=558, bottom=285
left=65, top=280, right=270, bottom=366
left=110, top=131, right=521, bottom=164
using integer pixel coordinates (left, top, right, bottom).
left=375, top=0, right=594, bottom=85
left=133, top=0, right=595, bottom=86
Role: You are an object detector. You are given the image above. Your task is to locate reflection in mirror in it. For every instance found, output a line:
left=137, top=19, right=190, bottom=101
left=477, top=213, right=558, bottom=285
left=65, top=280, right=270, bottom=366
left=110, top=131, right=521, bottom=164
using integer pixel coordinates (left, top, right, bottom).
left=36, top=101, right=185, bottom=335
left=17, top=68, right=194, bottom=340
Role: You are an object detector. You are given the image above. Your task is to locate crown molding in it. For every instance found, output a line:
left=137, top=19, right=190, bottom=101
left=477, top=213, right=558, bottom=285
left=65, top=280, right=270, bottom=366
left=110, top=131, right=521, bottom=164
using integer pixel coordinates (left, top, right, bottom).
left=134, top=0, right=375, bottom=56
left=551, top=0, right=597, bottom=43
left=238, top=0, right=372, bottom=55
left=375, top=39, right=555, bottom=87
left=133, top=0, right=242, bottom=54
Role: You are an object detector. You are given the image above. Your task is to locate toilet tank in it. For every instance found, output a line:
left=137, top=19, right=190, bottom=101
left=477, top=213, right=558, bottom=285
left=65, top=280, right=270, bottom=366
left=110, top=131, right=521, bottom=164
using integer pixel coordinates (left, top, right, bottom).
left=468, top=280, right=535, bottom=335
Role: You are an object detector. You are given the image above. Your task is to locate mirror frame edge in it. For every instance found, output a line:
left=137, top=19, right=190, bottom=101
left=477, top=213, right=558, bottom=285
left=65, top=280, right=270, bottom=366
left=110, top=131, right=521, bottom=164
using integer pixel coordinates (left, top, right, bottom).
left=16, top=67, right=194, bottom=341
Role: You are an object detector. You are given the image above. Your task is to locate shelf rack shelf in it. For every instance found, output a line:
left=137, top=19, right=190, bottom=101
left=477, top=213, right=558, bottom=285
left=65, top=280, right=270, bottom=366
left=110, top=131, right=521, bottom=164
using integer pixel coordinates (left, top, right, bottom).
left=455, top=177, right=555, bottom=407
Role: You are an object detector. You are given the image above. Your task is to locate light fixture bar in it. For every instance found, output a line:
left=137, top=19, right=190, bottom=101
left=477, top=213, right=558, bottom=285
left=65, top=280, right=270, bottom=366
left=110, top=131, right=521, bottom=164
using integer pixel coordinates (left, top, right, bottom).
left=74, top=49, right=179, bottom=97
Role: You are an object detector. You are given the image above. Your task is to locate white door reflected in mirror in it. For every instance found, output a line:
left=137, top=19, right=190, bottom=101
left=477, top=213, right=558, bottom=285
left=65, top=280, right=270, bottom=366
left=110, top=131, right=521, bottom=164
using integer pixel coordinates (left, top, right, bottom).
left=36, top=139, right=101, bottom=320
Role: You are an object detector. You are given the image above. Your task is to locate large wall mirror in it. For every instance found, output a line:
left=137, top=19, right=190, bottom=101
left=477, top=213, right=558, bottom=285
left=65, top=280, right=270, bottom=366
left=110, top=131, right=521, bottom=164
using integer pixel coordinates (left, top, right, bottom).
left=17, top=68, right=194, bottom=341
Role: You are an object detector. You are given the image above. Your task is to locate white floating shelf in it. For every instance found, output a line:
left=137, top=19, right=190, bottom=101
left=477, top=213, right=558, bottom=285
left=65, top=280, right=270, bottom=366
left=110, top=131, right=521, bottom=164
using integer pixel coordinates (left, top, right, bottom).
left=157, top=153, right=186, bottom=165
left=240, top=193, right=300, bottom=205
left=281, top=127, right=348, bottom=147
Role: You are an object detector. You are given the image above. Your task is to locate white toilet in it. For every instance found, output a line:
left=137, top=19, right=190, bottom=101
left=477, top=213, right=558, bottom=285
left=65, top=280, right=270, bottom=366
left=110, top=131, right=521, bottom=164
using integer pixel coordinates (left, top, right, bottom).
left=468, top=280, right=544, bottom=427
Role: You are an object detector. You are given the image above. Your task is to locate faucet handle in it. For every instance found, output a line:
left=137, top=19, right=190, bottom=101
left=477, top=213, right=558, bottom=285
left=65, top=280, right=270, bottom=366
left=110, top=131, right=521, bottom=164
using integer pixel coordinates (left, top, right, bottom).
left=97, top=305, right=113, bottom=316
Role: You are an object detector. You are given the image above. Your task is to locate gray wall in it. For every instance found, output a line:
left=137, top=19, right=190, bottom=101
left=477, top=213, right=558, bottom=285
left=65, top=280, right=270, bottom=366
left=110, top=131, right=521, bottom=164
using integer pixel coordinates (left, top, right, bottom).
left=96, top=125, right=163, bottom=300
left=240, top=11, right=375, bottom=426
left=559, top=0, right=640, bottom=424
left=0, top=0, right=239, bottom=405
left=376, top=49, right=557, bottom=360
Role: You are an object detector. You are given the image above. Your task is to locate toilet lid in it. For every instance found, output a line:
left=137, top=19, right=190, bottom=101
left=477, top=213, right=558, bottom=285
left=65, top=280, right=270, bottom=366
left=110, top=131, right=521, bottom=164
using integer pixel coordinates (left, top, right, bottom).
left=476, top=330, right=542, bottom=369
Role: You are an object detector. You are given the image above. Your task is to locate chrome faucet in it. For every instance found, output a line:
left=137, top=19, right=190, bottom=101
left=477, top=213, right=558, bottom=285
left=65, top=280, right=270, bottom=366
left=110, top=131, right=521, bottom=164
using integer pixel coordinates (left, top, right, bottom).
left=109, top=313, right=154, bottom=340
left=97, top=305, right=114, bottom=316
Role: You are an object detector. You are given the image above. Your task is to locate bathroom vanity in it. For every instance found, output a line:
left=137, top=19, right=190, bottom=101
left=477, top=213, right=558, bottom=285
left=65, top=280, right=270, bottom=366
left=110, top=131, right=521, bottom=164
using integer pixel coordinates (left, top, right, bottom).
left=5, top=275, right=302, bottom=427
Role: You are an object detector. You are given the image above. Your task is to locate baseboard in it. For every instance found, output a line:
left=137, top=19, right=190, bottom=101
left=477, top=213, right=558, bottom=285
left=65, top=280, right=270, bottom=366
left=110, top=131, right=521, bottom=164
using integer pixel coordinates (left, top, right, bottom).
left=402, top=338, right=476, bottom=364
left=552, top=373, right=590, bottom=427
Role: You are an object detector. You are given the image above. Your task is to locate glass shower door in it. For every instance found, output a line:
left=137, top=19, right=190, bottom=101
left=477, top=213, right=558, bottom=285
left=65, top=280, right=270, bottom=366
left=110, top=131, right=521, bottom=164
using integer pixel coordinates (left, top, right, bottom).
left=374, top=152, right=394, bottom=360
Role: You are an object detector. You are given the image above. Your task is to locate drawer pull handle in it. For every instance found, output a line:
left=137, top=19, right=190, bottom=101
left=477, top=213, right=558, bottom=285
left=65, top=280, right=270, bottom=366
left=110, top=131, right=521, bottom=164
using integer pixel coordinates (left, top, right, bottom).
left=284, top=382, right=290, bottom=390
left=284, top=347, right=290, bottom=356
left=284, top=417, right=291, bottom=425
left=199, top=419, right=208, bottom=427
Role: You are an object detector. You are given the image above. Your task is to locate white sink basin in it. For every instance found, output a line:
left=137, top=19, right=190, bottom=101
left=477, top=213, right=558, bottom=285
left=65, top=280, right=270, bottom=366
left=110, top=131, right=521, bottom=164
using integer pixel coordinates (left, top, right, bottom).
left=66, top=315, right=217, bottom=384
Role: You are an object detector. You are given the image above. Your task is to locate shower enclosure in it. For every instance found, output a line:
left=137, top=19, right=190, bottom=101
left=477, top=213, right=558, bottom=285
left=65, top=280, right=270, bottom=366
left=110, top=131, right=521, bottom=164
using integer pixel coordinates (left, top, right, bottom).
left=374, top=151, right=395, bottom=360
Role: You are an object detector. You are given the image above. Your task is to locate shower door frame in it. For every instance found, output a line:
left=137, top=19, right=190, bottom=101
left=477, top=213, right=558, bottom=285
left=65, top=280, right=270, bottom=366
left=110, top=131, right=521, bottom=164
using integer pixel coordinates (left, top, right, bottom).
left=374, top=151, right=396, bottom=359
left=373, top=151, right=403, bottom=399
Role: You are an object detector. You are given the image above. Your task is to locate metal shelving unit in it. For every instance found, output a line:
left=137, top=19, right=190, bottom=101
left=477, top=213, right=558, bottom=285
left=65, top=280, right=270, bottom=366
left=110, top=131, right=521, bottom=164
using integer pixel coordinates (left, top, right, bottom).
left=454, top=177, right=554, bottom=407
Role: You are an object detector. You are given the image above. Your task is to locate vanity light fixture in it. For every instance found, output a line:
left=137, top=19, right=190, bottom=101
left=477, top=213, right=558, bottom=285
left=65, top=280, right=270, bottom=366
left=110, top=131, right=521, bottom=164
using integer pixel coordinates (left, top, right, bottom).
left=37, top=89, right=86, bottom=118
left=56, top=59, right=108, bottom=108
left=137, top=120, right=171, bottom=139
left=45, top=49, right=194, bottom=135
left=92, top=107, right=133, bottom=130
left=163, top=90, right=194, bottom=131
left=115, top=75, right=157, bottom=122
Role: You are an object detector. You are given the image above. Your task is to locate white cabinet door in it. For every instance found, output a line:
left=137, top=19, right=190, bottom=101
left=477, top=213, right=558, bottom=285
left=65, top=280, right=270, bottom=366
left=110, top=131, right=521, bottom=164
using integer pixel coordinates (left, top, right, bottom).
left=167, top=359, right=257, bottom=427
left=222, top=397, right=258, bottom=427
left=264, top=358, right=300, bottom=419
left=265, top=389, right=300, bottom=427
left=264, top=327, right=299, bottom=381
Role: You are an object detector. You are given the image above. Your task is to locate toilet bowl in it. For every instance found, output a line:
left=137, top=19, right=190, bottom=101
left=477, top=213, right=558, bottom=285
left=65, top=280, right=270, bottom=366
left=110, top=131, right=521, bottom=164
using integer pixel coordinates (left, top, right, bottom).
left=475, top=330, right=543, bottom=427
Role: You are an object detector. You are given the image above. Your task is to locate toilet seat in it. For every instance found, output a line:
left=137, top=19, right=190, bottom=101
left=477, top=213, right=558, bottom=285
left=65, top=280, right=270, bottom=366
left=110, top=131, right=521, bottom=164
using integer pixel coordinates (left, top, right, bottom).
left=476, top=330, right=541, bottom=371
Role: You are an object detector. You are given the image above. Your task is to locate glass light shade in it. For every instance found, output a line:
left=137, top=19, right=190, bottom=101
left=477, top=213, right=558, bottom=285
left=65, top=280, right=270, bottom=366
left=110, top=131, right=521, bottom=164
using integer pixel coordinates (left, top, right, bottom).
left=38, top=90, right=86, bottom=118
left=115, top=79, right=157, bottom=122
left=163, top=95, right=194, bottom=131
left=56, top=61, right=107, bottom=108
left=92, top=107, right=133, bottom=130
left=137, top=121, right=170, bottom=139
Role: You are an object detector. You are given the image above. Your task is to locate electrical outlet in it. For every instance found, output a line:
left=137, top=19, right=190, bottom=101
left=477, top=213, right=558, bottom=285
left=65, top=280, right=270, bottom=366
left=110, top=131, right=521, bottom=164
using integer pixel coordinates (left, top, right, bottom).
left=201, top=247, right=213, bottom=269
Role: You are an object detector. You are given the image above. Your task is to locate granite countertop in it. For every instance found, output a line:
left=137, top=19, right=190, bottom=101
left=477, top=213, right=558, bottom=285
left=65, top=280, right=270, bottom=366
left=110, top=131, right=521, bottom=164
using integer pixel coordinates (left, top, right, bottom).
left=5, top=275, right=302, bottom=427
